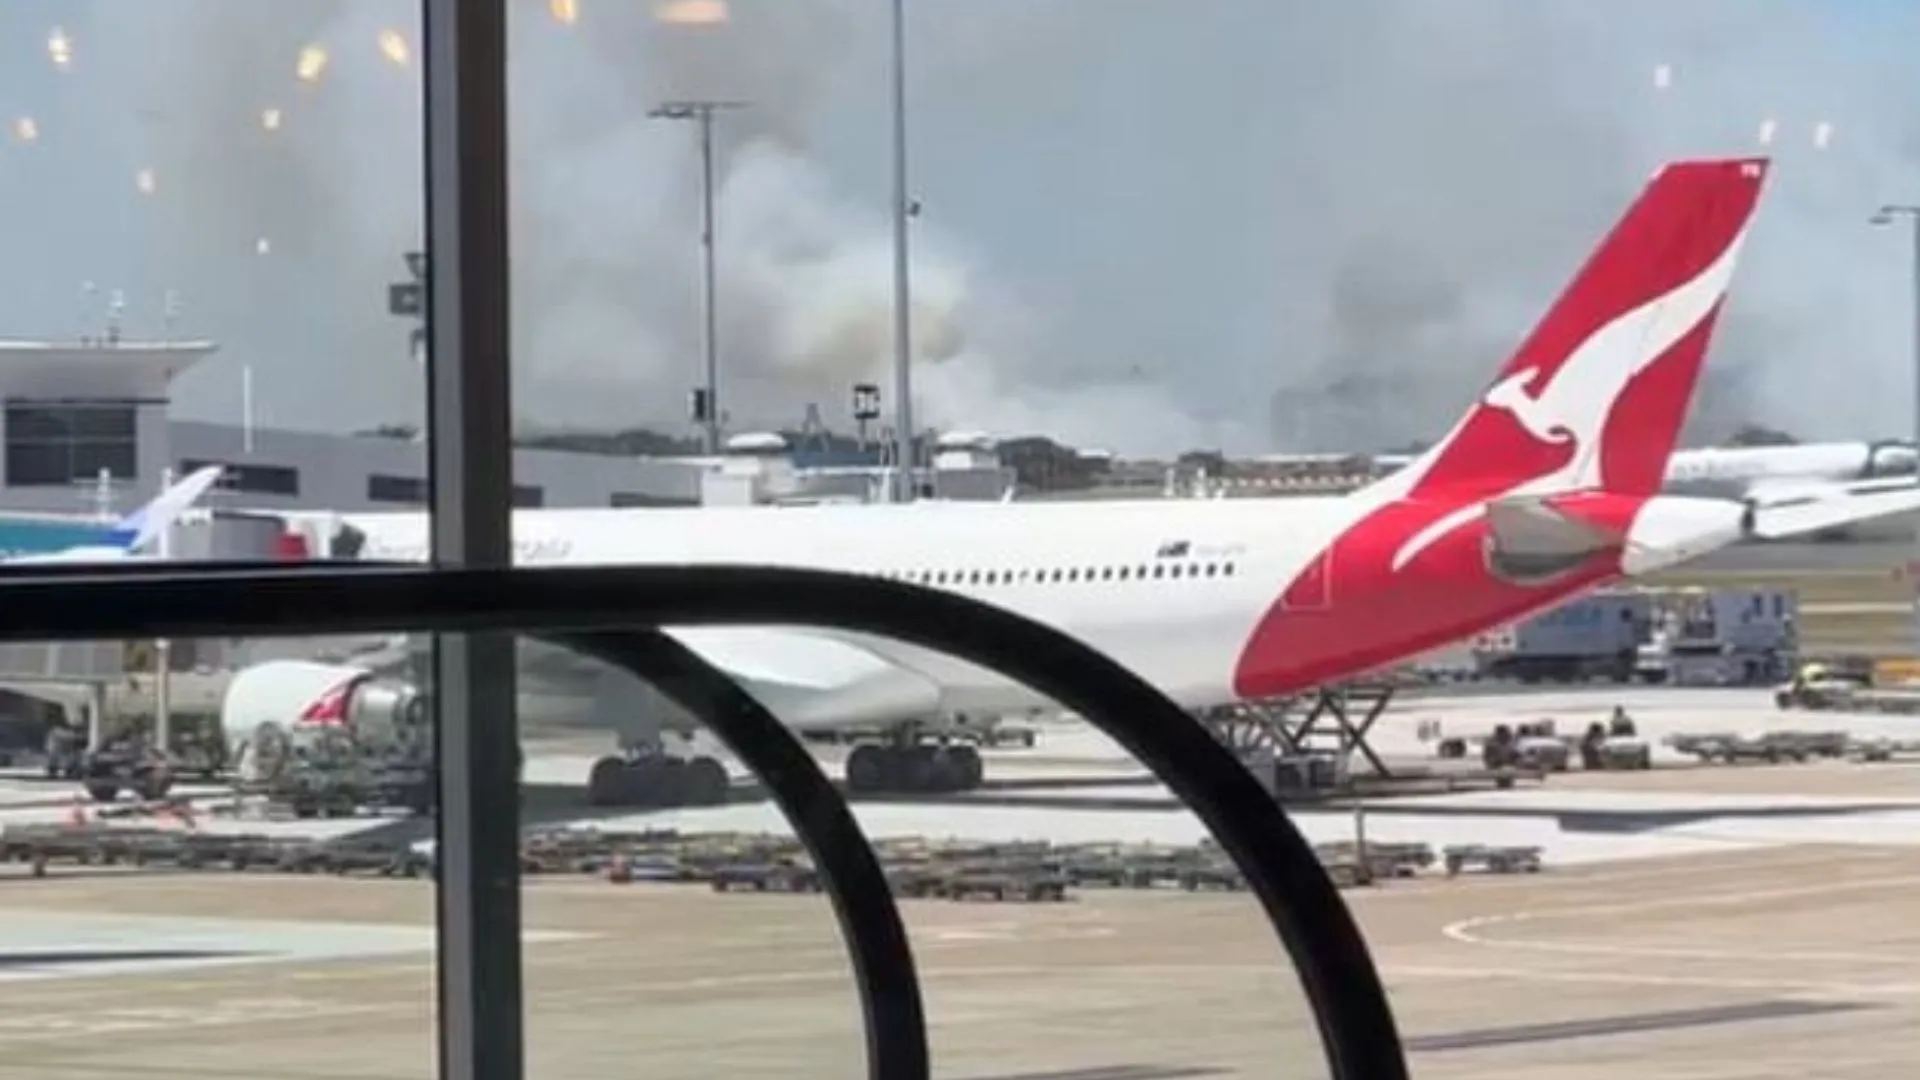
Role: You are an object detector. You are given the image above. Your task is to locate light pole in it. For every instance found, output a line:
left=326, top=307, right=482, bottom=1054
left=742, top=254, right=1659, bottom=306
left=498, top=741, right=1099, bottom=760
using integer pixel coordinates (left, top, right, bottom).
left=650, top=99, right=745, bottom=456
left=887, top=0, right=915, bottom=501
left=1871, top=203, right=1920, bottom=649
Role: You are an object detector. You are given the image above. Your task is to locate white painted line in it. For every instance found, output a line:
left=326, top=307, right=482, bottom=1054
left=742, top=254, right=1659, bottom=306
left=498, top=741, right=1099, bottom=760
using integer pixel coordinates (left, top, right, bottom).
left=1388, top=962, right=1920, bottom=998
left=1441, top=872, right=1920, bottom=965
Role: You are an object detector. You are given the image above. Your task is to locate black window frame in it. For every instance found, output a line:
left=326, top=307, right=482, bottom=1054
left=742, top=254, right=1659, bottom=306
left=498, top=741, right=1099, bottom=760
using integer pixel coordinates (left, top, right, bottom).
left=3, top=400, right=141, bottom=488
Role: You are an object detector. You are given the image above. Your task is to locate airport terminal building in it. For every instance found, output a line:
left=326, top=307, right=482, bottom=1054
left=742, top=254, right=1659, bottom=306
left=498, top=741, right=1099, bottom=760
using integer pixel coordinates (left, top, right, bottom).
left=0, top=338, right=707, bottom=520
left=0, top=338, right=1017, bottom=526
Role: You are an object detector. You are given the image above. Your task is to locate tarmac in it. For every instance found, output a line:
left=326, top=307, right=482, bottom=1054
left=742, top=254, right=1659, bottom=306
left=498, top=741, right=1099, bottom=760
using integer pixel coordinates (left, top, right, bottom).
left=0, top=819, right=1909, bottom=1078
left=0, top=686, right=1917, bottom=1077
left=1683, top=540, right=1912, bottom=573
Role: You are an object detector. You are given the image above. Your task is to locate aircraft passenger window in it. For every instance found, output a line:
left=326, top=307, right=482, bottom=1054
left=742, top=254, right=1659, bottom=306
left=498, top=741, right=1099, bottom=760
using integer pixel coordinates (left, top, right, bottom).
left=1100, top=567, right=1113, bottom=581
left=1224, top=563, right=1236, bottom=576
left=967, top=571, right=980, bottom=585
left=1205, top=563, right=1217, bottom=577
left=1068, top=569, right=1081, bottom=582
left=1153, top=565, right=1165, bottom=579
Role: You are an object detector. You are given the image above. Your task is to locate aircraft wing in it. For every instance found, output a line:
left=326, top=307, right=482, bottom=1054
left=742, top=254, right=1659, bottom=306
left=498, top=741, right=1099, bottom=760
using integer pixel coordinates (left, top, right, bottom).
left=662, top=626, right=947, bottom=731
left=1750, top=484, right=1920, bottom=541
left=1745, top=474, right=1918, bottom=508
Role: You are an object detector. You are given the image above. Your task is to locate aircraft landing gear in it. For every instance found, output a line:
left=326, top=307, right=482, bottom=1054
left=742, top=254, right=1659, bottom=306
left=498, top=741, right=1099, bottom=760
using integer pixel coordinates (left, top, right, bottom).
left=844, top=742, right=984, bottom=796
left=586, top=752, right=731, bottom=808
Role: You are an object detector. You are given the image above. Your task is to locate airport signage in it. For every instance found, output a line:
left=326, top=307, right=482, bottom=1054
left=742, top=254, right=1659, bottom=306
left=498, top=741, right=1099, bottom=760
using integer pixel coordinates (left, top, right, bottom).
left=388, top=282, right=423, bottom=318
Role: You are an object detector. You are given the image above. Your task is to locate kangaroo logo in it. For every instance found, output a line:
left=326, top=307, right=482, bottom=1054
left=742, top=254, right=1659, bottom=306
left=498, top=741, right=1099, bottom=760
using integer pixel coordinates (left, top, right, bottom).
left=1387, top=223, right=1752, bottom=574
left=1481, top=367, right=1575, bottom=448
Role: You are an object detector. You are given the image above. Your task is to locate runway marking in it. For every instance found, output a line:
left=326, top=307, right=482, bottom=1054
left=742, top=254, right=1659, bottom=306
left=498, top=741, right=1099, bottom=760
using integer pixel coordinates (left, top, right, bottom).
left=0, top=996, right=387, bottom=1043
left=1402, top=1000, right=1874, bottom=1054
left=924, top=920, right=1119, bottom=945
left=1441, top=872, right=1920, bottom=965
left=1389, top=962, right=1920, bottom=998
left=533, top=962, right=1301, bottom=1000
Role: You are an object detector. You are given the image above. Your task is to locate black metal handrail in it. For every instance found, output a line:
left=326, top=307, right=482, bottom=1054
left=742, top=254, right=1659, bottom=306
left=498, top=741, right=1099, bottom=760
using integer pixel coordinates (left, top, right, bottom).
left=0, top=563, right=1408, bottom=1080
left=559, top=629, right=928, bottom=1079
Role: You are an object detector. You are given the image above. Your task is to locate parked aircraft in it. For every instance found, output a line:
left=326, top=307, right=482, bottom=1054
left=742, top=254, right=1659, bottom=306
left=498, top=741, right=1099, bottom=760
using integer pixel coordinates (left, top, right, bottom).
left=252, top=157, right=1920, bottom=806
left=1374, top=440, right=1917, bottom=535
left=4, top=466, right=225, bottom=565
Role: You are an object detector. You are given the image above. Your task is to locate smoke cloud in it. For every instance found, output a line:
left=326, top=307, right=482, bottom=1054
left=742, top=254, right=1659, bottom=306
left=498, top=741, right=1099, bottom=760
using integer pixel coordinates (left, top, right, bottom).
left=0, top=0, right=1915, bottom=456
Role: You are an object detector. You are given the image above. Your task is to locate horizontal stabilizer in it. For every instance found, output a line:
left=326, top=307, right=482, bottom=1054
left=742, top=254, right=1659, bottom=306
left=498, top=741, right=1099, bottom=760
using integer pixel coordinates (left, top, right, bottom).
left=1751, top=484, right=1920, bottom=540
left=1483, top=495, right=1628, bottom=582
left=1485, top=495, right=1625, bottom=556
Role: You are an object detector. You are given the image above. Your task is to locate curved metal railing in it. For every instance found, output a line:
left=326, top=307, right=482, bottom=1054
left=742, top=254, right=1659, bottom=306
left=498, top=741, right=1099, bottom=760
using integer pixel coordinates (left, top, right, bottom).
left=0, top=562, right=1408, bottom=1080
left=560, top=628, right=929, bottom=1078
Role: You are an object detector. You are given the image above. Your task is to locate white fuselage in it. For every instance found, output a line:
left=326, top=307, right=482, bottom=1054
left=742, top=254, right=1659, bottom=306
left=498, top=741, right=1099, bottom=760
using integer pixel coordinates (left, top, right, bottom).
left=1663, top=442, right=1919, bottom=540
left=1666, top=441, right=1911, bottom=494
left=319, top=496, right=1364, bottom=719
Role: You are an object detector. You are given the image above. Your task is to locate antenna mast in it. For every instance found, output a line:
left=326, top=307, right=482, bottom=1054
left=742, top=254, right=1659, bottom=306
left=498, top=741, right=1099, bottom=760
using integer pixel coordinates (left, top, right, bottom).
left=162, top=289, right=181, bottom=342
left=105, top=290, right=125, bottom=345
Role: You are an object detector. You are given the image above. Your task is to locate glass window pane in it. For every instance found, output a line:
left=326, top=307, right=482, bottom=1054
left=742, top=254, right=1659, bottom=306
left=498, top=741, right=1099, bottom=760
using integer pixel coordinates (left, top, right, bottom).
left=3, top=442, right=70, bottom=487
left=3, top=405, right=72, bottom=441
left=71, top=440, right=137, bottom=483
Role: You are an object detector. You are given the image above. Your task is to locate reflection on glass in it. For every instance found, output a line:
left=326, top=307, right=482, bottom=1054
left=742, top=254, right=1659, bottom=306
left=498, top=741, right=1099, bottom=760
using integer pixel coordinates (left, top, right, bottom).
left=0, top=635, right=440, bottom=1078
left=2, top=0, right=1910, bottom=1077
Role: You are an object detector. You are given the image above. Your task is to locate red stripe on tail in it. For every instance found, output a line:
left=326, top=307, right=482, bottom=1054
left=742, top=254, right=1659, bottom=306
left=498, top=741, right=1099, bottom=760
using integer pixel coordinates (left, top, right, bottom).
left=1381, top=157, right=1768, bottom=503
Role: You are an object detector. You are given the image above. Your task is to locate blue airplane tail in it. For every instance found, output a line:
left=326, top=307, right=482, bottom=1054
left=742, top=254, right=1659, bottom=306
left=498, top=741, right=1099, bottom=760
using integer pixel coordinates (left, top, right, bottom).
left=100, top=466, right=227, bottom=552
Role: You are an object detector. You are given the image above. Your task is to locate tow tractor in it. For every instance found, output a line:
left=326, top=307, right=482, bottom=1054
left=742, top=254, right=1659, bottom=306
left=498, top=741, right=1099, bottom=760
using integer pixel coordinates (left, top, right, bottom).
left=76, top=737, right=175, bottom=804
left=1774, top=662, right=1870, bottom=711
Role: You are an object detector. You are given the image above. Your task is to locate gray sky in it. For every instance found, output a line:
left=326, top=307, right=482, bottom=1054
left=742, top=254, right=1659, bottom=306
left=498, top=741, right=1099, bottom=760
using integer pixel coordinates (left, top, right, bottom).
left=0, top=0, right=1916, bottom=455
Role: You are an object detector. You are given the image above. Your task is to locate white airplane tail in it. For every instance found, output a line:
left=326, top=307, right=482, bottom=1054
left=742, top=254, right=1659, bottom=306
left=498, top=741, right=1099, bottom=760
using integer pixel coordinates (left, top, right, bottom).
left=106, top=465, right=227, bottom=553
left=4, top=465, right=225, bottom=565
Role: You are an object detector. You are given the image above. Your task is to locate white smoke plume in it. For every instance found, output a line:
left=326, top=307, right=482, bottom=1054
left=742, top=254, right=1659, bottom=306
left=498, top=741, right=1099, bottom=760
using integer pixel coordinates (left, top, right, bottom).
left=0, top=1, right=1915, bottom=456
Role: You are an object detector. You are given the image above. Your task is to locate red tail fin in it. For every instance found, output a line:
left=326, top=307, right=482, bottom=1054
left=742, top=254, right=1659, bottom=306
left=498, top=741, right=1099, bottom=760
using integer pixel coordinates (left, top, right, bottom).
left=1374, top=157, right=1768, bottom=503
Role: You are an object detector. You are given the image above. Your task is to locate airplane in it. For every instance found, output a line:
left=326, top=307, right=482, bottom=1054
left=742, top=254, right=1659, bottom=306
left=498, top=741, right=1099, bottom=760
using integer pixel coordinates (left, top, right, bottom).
left=1373, top=440, right=1918, bottom=533
left=4, top=465, right=226, bottom=565
left=251, top=156, right=1920, bottom=808
left=1662, top=441, right=1919, bottom=540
